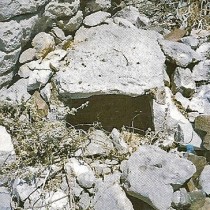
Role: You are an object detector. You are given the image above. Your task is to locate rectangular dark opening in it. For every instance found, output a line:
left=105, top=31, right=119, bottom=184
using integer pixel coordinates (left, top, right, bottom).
left=66, top=94, right=153, bottom=132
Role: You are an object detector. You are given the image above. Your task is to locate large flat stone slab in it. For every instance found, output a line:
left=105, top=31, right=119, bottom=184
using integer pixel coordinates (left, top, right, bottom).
left=56, top=24, right=165, bottom=99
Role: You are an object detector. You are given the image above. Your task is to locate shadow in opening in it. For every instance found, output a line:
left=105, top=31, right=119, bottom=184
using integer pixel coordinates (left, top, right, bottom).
left=127, top=194, right=155, bottom=210
left=66, top=94, right=153, bottom=132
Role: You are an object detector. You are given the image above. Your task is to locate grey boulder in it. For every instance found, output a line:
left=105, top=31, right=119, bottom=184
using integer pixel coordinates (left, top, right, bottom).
left=0, top=0, right=48, bottom=21
left=0, top=79, right=31, bottom=104
left=93, top=182, right=134, bottom=210
left=171, top=67, right=196, bottom=97
left=121, top=145, right=196, bottom=210
left=158, top=39, right=201, bottom=67
left=83, top=11, right=111, bottom=27
left=192, top=60, right=210, bottom=82
left=0, top=187, right=12, bottom=210
left=199, top=165, right=210, bottom=195
left=56, top=24, right=165, bottom=99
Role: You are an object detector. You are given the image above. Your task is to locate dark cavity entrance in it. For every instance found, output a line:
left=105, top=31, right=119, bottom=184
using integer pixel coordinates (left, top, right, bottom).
left=66, top=94, right=153, bottom=132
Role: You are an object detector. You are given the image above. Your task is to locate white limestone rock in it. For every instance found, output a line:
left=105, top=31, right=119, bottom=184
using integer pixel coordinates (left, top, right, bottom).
left=45, top=1, right=80, bottom=19
left=27, top=69, right=52, bottom=91
left=78, top=192, right=91, bottom=210
left=58, top=10, right=83, bottom=33
left=122, top=145, right=196, bottom=210
left=175, top=92, right=190, bottom=110
left=0, top=126, right=14, bottom=153
left=0, top=48, right=21, bottom=76
left=56, top=24, right=165, bottom=99
left=0, top=0, right=48, bottom=21
left=40, top=83, right=52, bottom=102
left=110, top=128, right=128, bottom=154
left=114, top=6, right=150, bottom=28
left=19, top=48, right=36, bottom=64
left=65, top=158, right=91, bottom=175
left=199, top=165, right=210, bottom=195
left=83, top=11, right=111, bottom=27
left=0, top=20, right=22, bottom=52
left=152, top=87, right=202, bottom=148
left=93, top=182, right=134, bottom=210
left=188, top=84, right=210, bottom=114
left=192, top=60, right=210, bottom=82
left=158, top=39, right=201, bottom=67
left=196, top=43, right=210, bottom=60
left=172, top=188, right=191, bottom=208
left=113, top=17, right=137, bottom=29
left=181, top=36, right=199, bottom=49
left=83, top=0, right=111, bottom=14
left=18, top=64, right=33, bottom=78
left=0, top=126, right=15, bottom=167
left=45, top=190, right=68, bottom=209
left=0, top=79, right=31, bottom=104
left=32, top=32, right=55, bottom=59
left=0, top=187, right=12, bottom=210
left=83, top=130, right=114, bottom=156
left=0, top=71, right=14, bottom=89
left=171, top=67, right=196, bottom=97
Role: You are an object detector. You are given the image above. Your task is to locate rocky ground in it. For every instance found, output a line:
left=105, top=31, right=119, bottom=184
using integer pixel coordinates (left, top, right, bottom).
left=0, top=0, right=210, bottom=209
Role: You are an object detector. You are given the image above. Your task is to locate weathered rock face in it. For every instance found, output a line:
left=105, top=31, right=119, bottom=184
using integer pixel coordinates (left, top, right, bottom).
left=0, top=126, right=15, bottom=167
left=0, top=0, right=48, bottom=21
left=158, top=39, right=201, bottom=67
left=94, top=182, right=134, bottom=210
left=195, top=115, right=210, bottom=150
left=56, top=23, right=165, bottom=99
left=199, top=165, right=210, bottom=195
left=121, top=145, right=196, bottom=210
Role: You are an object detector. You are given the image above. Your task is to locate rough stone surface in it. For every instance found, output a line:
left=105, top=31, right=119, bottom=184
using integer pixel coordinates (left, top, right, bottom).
left=45, top=1, right=80, bottom=19
left=196, top=43, right=210, bottom=60
left=40, top=83, right=52, bottom=102
left=0, top=71, right=14, bottom=89
left=181, top=36, right=199, bottom=49
left=0, top=20, right=22, bottom=52
left=171, top=67, right=196, bottom=97
left=83, top=11, right=111, bottom=27
left=77, top=171, right=95, bottom=189
left=0, top=0, right=48, bottom=21
left=45, top=190, right=68, bottom=209
left=158, top=39, right=201, bottom=67
left=175, top=92, right=190, bottom=110
left=27, top=69, right=53, bottom=91
left=78, top=191, right=91, bottom=210
left=195, top=115, right=210, bottom=150
left=188, top=190, right=206, bottom=210
left=0, top=48, right=21, bottom=76
left=153, top=87, right=202, bottom=148
left=93, top=182, right=134, bottom=210
left=114, top=6, right=149, bottom=27
left=19, top=48, right=36, bottom=64
left=56, top=24, right=165, bottom=99
left=0, top=79, right=31, bottom=104
left=172, top=188, right=191, bottom=208
left=82, top=0, right=111, bottom=14
left=122, top=145, right=196, bottom=210
left=188, top=85, right=210, bottom=115
left=58, top=10, right=83, bottom=33
left=199, top=165, right=210, bottom=195
left=110, top=128, right=128, bottom=154
left=32, top=32, right=55, bottom=59
left=187, top=154, right=207, bottom=186
left=192, top=60, right=210, bottom=82
left=0, top=126, right=15, bottom=154
left=82, top=130, right=114, bottom=156
left=0, top=187, right=12, bottom=210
